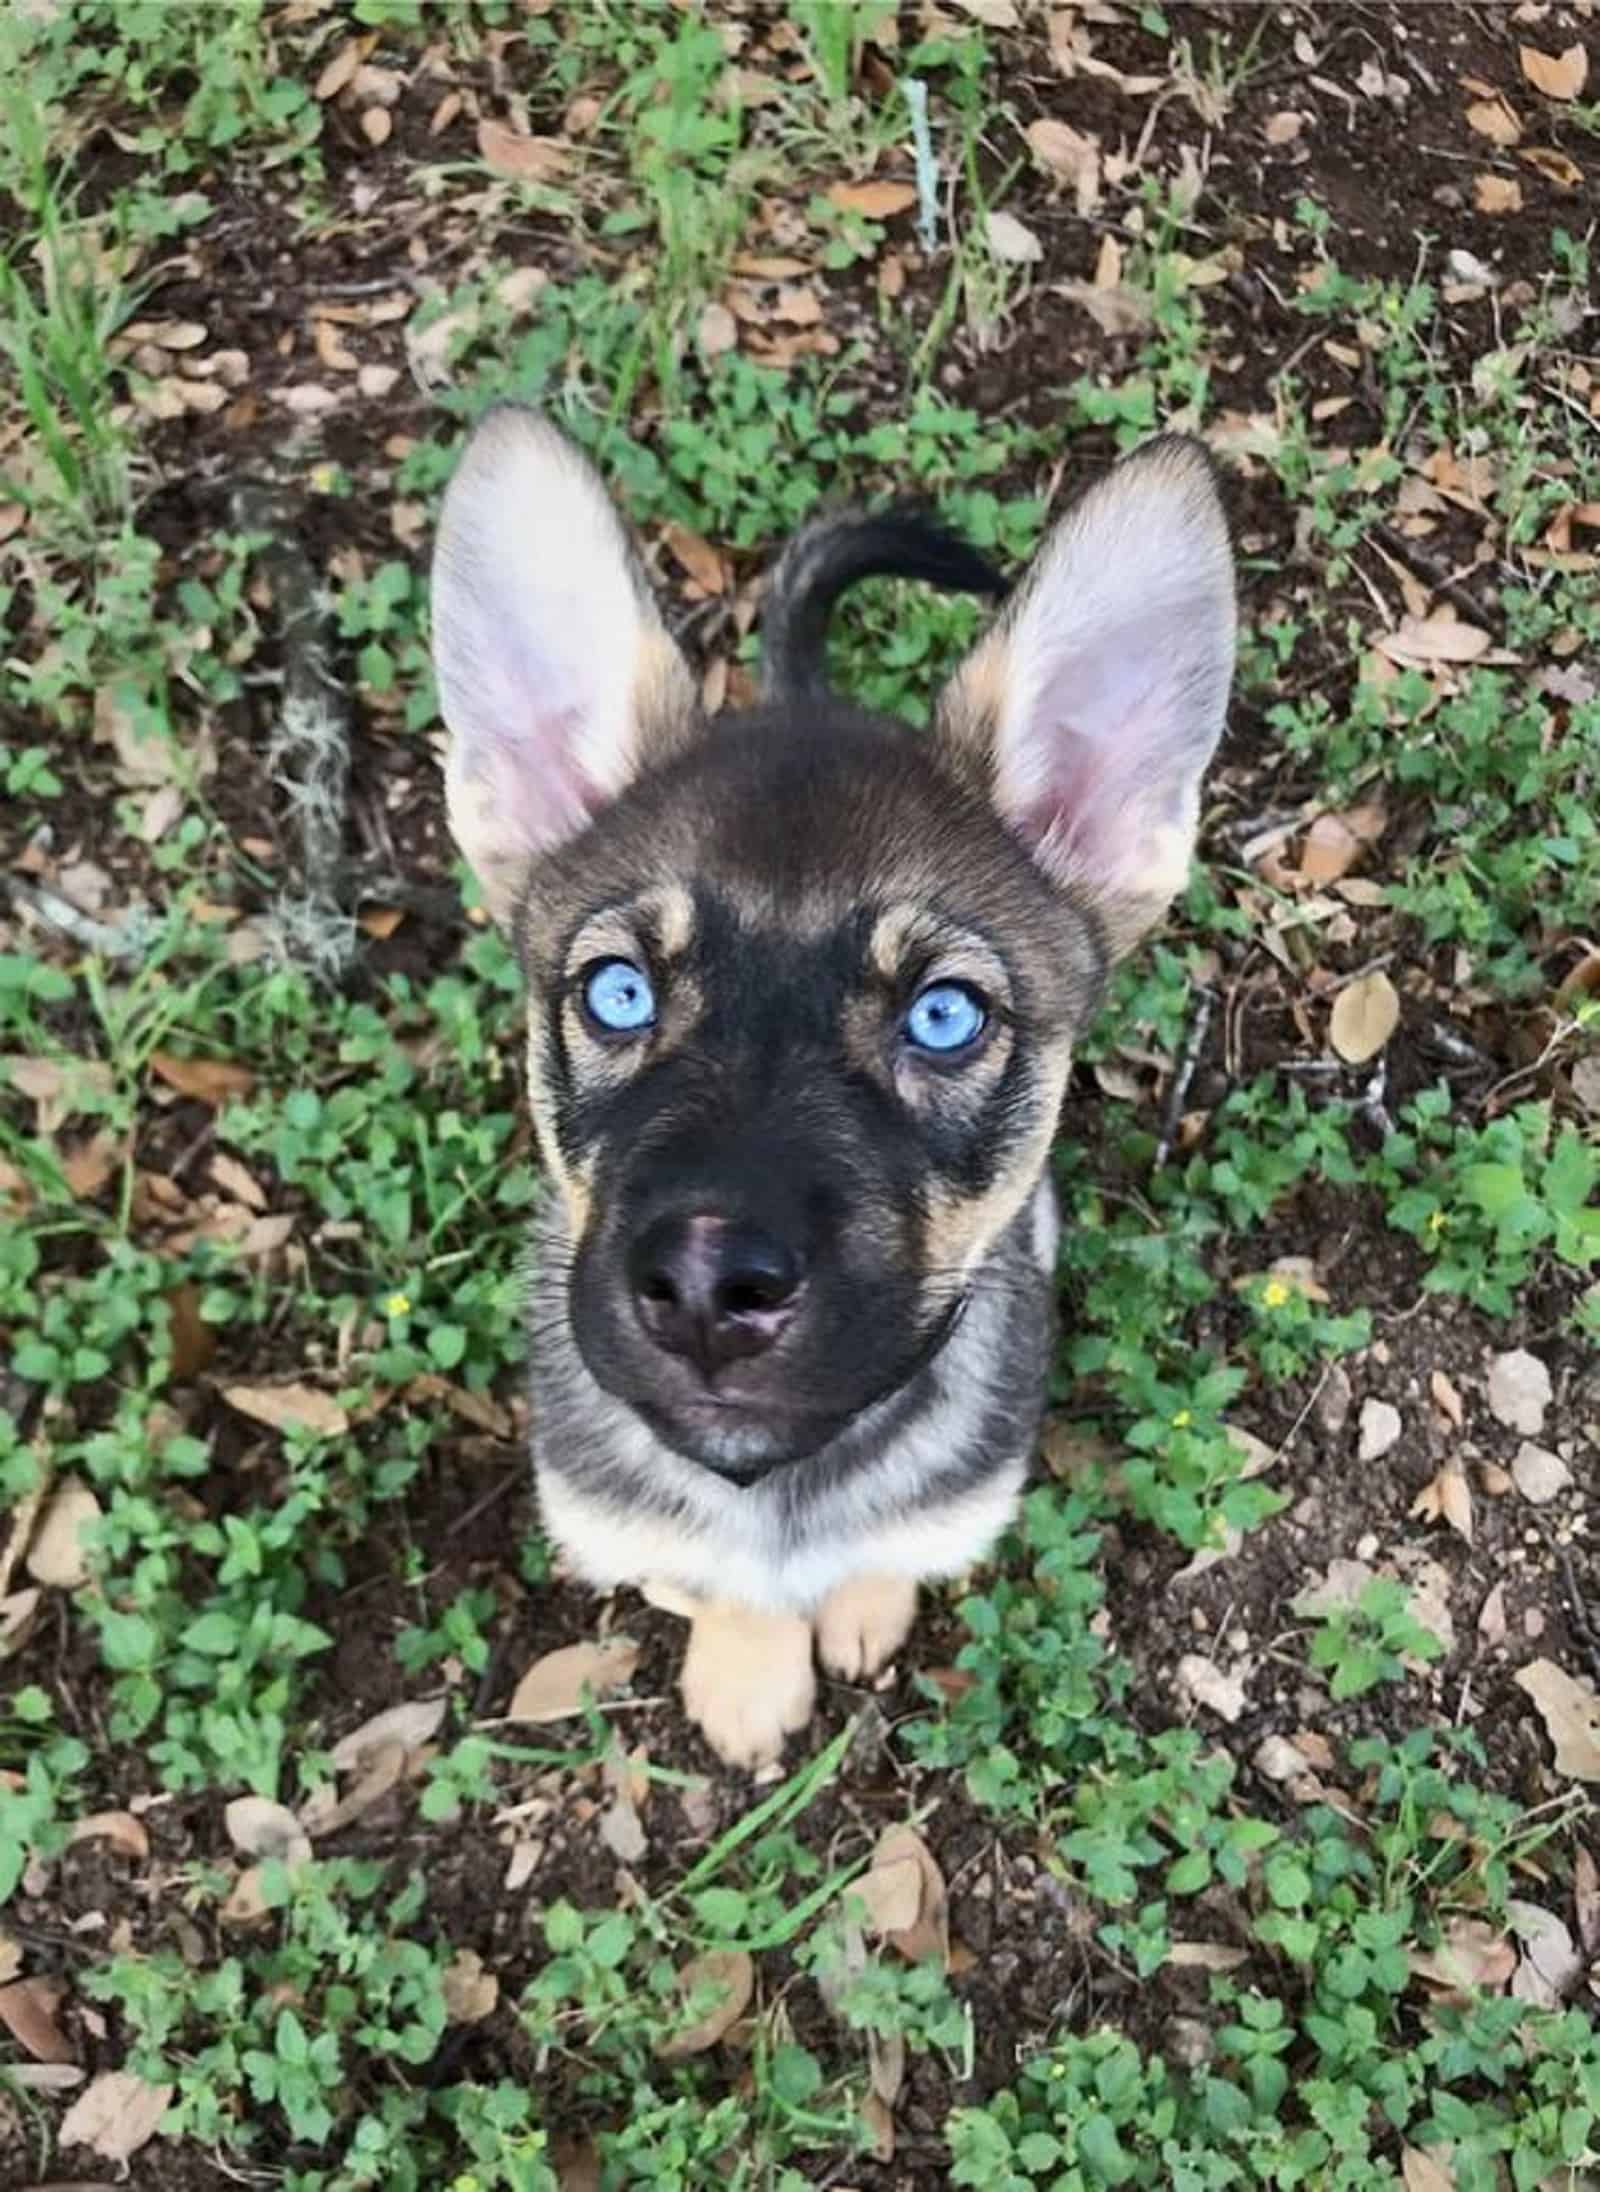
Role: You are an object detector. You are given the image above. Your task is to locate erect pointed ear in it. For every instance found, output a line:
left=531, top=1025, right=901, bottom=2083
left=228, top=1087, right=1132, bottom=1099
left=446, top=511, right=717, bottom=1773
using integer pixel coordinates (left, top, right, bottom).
left=935, top=436, right=1234, bottom=959
left=429, top=404, right=699, bottom=924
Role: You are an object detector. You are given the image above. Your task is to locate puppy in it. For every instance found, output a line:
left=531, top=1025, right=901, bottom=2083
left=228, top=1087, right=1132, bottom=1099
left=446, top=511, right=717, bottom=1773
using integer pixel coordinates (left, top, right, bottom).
left=430, top=405, right=1234, bottom=1765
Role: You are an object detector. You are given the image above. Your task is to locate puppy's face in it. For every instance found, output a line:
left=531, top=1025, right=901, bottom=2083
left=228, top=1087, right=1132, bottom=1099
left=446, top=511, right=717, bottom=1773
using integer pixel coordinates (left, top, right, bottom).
left=432, top=410, right=1235, bottom=1481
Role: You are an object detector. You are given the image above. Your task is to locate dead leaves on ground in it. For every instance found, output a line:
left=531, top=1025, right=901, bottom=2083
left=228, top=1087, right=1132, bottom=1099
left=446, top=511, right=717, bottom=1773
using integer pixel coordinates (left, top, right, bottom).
left=1328, top=969, right=1400, bottom=1063
left=506, top=1638, right=642, bottom=1724
left=1516, top=1660, right=1600, bottom=1782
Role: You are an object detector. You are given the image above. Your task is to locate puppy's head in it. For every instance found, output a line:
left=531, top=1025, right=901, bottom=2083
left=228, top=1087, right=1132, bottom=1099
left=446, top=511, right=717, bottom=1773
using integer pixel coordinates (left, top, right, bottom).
left=431, top=407, right=1234, bottom=1480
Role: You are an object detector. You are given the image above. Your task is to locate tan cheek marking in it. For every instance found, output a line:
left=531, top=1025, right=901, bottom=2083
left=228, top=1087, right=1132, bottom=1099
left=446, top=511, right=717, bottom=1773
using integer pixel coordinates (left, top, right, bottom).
left=527, top=1022, right=593, bottom=1239
left=869, top=903, right=925, bottom=981
left=919, top=1038, right=1072, bottom=1283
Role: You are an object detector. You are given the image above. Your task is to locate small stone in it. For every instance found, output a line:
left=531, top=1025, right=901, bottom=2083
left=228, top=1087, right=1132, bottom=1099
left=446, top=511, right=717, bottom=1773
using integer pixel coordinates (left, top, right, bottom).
left=1512, top=1441, right=1571, bottom=1506
left=1487, top=1349, right=1552, bottom=1436
left=1314, top=1364, right=1353, bottom=1438
left=1176, top=1653, right=1248, bottom=1724
left=1355, top=1531, right=1379, bottom=1561
left=1358, top=1398, right=1403, bottom=1461
left=1255, top=1734, right=1312, bottom=1782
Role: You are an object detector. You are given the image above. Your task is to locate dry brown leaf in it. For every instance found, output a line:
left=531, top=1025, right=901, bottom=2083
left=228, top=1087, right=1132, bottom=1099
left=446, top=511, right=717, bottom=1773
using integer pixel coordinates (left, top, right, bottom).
left=0, top=1588, right=41, bottom=1659
left=315, top=38, right=363, bottom=100
left=774, top=283, right=822, bottom=326
left=1519, top=42, right=1589, bottom=99
left=225, top=1797, right=313, bottom=1865
left=27, top=1480, right=102, bottom=1590
left=0, top=1976, right=72, bottom=2062
left=984, top=209, right=1042, bottom=263
left=209, top=1152, right=266, bottom=1209
left=827, top=179, right=917, bottom=219
left=361, top=107, right=392, bottom=147
left=1465, top=95, right=1521, bottom=147
left=330, top=1697, right=448, bottom=1772
left=1411, top=1914, right=1516, bottom=1994
left=1429, top=1369, right=1464, bottom=1428
left=1264, top=109, right=1304, bottom=145
left=1520, top=144, right=1583, bottom=188
left=301, top=1741, right=408, bottom=1839
left=59, top=2071, right=173, bottom=2161
left=506, top=1638, right=641, bottom=1724
left=0, top=1934, right=18, bottom=1985
left=164, top=1283, right=218, bottom=1383
left=1329, top=970, right=1400, bottom=1063
left=1401, top=2147, right=1457, bottom=2192
left=1574, top=1843, right=1599, bottom=1953
left=1472, top=173, right=1523, bottom=214
left=868, top=1825, right=949, bottom=1966
left=1298, top=812, right=1362, bottom=884
left=1477, top=1581, right=1507, bottom=1647
left=222, top=1383, right=350, bottom=1438
left=1165, top=1940, right=1250, bottom=1971
left=1025, top=117, right=1100, bottom=211
left=1508, top=1898, right=1581, bottom=2006
left=661, top=523, right=727, bottom=596
left=1053, top=279, right=1153, bottom=336
left=60, top=1132, right=120, bottom=1201
left=1376, top=614, right=1492, bottom=666
left=476, top=121, right=572, bottom=184
left=697, top=300, right=738, bottom=358
left=949, top=0, right=1019, bottom=22
left=856, top=1853, right=923, bottom=1934
left=149, top=1051, right=254, bottom=1105
left=68, top=1812, right=149, bottom=1862
left=655, top=1948, right=754, bottom=2060
left=1515, top=1659, right=1600, bottom=1780
left=3, top=1055, right=115, bottom=1132
left=1409, top=1460, right=1474, bottom=1543
left=442, top=1947, right=500, bottom=2024
left=220, top=1865, right=272, bottom=1927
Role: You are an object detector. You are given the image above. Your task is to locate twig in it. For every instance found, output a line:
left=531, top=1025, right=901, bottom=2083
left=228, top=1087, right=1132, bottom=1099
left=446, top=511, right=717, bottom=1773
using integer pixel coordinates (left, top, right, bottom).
left=1371, top=521, right=1501, bottom=632
left=1155, top=987, right=1214, bottom=1168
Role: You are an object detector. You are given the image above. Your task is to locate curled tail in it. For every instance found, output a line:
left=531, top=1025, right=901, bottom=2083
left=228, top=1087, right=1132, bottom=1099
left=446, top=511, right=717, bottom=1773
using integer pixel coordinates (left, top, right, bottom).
left=760, top=506, right=1007, bottom=702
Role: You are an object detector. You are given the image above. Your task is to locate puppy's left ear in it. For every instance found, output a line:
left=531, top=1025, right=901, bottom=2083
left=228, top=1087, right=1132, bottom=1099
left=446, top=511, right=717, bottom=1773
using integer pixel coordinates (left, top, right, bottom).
left=430, top=405, right=699, bottom=924
left=935, top=436, right=1234, bottom=958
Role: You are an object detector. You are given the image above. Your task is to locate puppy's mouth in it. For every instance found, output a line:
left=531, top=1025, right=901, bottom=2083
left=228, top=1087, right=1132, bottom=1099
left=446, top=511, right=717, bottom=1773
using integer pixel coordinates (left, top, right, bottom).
left=609, top=1293, right=970, bottom=1483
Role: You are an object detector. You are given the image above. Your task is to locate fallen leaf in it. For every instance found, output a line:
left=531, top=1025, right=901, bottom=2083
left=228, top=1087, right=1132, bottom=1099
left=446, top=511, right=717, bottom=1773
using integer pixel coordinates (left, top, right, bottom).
left=1177, top=1652, right=1247, bottom=1723
left=1574, top=1844, right=1599, bottom=1953
left=984, top=209, right=1042, bottom=263
left=1165, top=1940, right=1249, bottom=1971
left=1472, top=173, right=1523, bottom=214
left=598, top=1793, right=648, bottom=1862
left=361, top=107, right=391, bottom=147
left=1264, top=109, right=1304, bottom=145
left=865, top=1825, right=949, bottom=1966
left=476, top=121, right=571, bottom=184
left=1487, top=1349, right=1551, bottom=1436
left=220, top=1866, right=273, bottom=1927
left=1520, top=144, right=1583, bottom=189
left=1515, top=1659, right=1600, bottom=1780
left=1402, top=2146, right=1457, bottom=2192
left=1330, top=970, right=1400, bottom=1063
left=950, top=0, right=1019, bottom=22
left=314, top=38, right=363, bottom=100
left=442, top=1947, right=500, bottom=2024
left=1429, top=1369, right=1464, bottom=1428
left=1507, top=1900, right=1581, bottom=2011
left=148, top=1050, right=253, bottom=1104
left=661, top=523, right=726, bottom=595
left=1025, top=117, right=1099, bottom=211
left=224, top=1797, right=312, bottom=1866
left=59, top=2071, right=174, bottom=2161
left=1511, top=1441, right=1570, bottom=1505
left=222, top=1383, right=349, bottom=1438
left=1299, top=812, right=1363, bottom=884
left=1465, top=95, right=1521, bottom=147
left=1293, top=1558, right=1375, bottom=1619
left=1357, top=1398, right=1402, bottom=1462
left=827, top=178, right=917, bottom=219
left=67, top=1812, right=149, bottom=1862
left=1410, top=1461, right=1474, bottom=1543
left=1477, top=1581, right=1506, bottom=1647
left=697, top=300, right=738, bottom=358
left=2, top=1055, right=115, bottom=1132
left=0, top=1588, right=41, bottom=1658
left=1376, top=615, right=1492, bottom=666
left=165, top=1284, right=218, bottom=1382
left=1053, top=279, right=1153, bottom=336
left=655, top=1948, right=754, bottom=2060
left=0, top=1976, right=72, bottom=2061
left=856, top=1852, right=924, bottom=1934
left=506, top=1638, right=640, bottom=1724
left=1519, top=42, right=1588, bottom=100
left=1411, top=1914, right=1517, bottom=1994
left=330, top=1697, right=448, bottom=1771
left=27, top=1480, right=102, bottom=1590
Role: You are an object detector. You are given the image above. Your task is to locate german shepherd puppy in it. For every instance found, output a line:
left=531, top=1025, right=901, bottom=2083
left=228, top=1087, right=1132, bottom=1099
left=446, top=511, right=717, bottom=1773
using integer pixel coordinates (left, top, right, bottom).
left=430, top=405, right=1234, bottom=1766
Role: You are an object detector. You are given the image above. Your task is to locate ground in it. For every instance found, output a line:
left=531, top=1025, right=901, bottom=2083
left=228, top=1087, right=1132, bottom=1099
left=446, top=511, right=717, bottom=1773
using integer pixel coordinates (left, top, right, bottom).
left=0, top=3, right=1598, bottom=2188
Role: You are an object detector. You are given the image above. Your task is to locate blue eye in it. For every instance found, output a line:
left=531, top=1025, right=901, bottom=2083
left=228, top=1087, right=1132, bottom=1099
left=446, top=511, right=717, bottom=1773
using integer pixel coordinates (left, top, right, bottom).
left=905, top=980, right=987, bottom=1055
left=583, top=958, right=656, bottom=1034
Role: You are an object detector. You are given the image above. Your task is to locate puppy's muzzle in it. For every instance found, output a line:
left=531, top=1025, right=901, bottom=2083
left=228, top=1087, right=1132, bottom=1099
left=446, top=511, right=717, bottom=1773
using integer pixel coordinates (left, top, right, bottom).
left=628, top=1212, right=804, bottom=1381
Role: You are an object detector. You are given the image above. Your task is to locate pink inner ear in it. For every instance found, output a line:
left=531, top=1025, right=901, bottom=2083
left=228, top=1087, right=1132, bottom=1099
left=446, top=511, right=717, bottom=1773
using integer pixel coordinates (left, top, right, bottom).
left=476, top=706, right=603, bottom=855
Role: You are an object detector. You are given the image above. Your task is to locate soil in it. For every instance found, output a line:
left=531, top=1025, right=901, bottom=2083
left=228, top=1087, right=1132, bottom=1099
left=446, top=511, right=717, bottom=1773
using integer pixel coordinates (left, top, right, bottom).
left=2, top=4, right=1597, bottom=2187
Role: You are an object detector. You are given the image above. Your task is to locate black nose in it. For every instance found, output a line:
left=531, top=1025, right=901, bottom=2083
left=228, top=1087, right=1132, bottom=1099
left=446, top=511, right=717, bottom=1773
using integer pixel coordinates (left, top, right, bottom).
left=628, top=1213, right=804, bottom=1377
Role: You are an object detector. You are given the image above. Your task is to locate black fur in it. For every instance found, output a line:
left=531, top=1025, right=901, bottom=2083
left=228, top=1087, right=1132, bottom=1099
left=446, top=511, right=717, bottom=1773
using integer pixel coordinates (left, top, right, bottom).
left=760, top=507, right=1008, bottom=702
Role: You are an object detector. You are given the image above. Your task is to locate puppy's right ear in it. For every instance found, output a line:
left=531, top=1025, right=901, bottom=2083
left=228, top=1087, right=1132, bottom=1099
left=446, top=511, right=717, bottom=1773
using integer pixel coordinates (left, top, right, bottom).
left=430, top=405, right=698, bottom=924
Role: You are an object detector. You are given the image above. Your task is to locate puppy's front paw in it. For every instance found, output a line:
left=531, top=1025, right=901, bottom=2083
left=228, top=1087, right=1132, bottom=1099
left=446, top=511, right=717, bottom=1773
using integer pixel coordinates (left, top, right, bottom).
left=680, top=1603, right=816, bottom=1769
left=815, top=1573, right=918, bottom=1682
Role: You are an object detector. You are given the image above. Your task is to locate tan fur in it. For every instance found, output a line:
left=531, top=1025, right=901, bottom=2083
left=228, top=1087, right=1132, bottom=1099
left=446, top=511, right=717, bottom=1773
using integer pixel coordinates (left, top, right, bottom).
left=919, top=1033, right=1073, bottom=1279
left=680, top=1601, right=816, bottom=1768
left=814, top=1572, right=918, bottom=1682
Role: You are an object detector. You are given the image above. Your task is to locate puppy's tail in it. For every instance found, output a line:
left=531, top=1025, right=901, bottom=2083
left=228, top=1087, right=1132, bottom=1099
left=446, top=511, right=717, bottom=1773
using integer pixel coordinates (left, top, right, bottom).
left=760, top=507, right=1007, bottom=703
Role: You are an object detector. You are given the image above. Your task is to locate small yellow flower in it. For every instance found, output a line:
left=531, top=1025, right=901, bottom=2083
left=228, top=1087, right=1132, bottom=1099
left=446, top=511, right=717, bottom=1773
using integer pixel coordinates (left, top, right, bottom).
left=384, top=1291, right=412, bottom=1318
left=1427, top=1209, right=1448, bottom=1237
left=1262, top=1278, right=1291, bottom=1310
left=309, top=461, right=339, bottom=494
left=1172, top=1408, right=1192, bottom=1429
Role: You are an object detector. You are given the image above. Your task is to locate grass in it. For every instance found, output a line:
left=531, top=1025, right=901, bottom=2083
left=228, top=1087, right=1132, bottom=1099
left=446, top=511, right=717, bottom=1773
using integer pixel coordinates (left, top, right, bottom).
left=1, top=5, right=1598, bottom=2188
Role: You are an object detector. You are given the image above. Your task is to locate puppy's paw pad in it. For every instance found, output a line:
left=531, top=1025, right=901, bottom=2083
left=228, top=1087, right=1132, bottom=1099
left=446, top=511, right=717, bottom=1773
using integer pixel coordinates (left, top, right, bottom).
left=681, top=1607, right=816, bottom=1770
left=815, top=1574, right=918, bottom=1683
